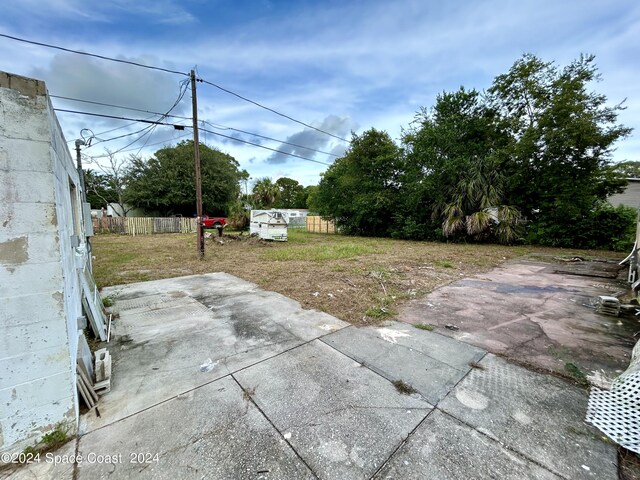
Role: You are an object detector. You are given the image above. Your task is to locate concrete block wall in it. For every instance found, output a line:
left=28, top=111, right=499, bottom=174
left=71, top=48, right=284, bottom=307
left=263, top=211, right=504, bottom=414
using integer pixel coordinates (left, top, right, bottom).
left=0, top=72, right=82, bottom=454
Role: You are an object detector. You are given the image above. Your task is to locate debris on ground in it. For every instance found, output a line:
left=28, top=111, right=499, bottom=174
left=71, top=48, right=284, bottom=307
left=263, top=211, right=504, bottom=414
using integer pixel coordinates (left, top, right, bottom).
left=445, top=324, right=460, bottom=331
left=596, top=296, right=621, bottom=317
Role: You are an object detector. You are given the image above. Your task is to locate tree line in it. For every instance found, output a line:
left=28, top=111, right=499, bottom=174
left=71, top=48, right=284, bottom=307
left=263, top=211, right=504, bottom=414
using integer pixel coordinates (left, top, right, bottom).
left=313, top=54, right=636, bottom=250
left=86, top=54, right=635, bottom=250
left=84, top=140, right=313, bottom=225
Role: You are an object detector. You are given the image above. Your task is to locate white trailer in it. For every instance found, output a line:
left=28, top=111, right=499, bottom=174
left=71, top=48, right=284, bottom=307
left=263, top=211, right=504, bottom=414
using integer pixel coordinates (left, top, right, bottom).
left=250, top=210, right=288, bottom=241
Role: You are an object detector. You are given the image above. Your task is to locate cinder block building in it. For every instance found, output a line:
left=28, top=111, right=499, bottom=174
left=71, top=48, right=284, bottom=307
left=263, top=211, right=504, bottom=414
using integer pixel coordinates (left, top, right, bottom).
left=0, top=72, right=101, bottom=454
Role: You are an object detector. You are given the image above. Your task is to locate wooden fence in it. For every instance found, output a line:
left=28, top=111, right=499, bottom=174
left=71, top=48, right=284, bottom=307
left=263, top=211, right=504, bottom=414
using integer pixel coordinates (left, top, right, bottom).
left=93, top=217, right=197, bottom=235
left=306, top=216, right=336, bottom=234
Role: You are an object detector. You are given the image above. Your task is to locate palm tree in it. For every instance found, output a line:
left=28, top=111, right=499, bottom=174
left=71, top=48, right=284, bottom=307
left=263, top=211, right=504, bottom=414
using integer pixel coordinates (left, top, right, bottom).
left=439, top=157, right=522, bottom=243
left=252, top=177, right=279, bottom=209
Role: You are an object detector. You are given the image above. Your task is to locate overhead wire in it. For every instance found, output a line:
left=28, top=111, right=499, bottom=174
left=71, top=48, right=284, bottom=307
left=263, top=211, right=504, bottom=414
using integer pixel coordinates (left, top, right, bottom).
left=0, top=33, right=187, bottom=76
left=197, top=126, right=332, bottom=166
left=2, top=33, right=350, bottom=147
left=200, top=120, right=340, bottom=157
left=51, top=95, right=192, bottom=121
left=56, top=108, right=332, bottom=166
left=197, top=77, right=351, bottom=144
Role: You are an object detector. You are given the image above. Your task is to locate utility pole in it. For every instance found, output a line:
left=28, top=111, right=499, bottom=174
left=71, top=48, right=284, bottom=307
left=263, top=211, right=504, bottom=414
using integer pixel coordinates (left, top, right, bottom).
left=191, top=69, right=204, bottom=258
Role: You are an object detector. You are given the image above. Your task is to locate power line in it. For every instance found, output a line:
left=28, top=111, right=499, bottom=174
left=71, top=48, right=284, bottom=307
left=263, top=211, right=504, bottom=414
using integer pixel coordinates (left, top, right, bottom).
left=82, top=132, right=191, bottom=160
left=2, top=33, right=350, bottom=146
left=198, top=126, right=332, bottom=166
left=51, top=95, right=192, bottom=121
left=53, top=93, right=338, bottom=156
left=197, top=78, right=351, bottom=144
left=54, top=108, right=183, bottom=126
left=200, top=120, right=340, bottom=157
left=52, top=94, right=342, bottom=157
left=55, top=108, right=333, bottom=166
left=0, top=33, right=187, bottom=77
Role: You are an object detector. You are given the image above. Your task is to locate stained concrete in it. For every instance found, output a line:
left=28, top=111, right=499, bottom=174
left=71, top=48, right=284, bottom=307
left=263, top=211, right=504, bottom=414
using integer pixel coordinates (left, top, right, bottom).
left=0, top=441, right=75, bottom=480
left=438, top=354, right=618, bottom=479
left=398, top=259, right=635, bottom=379
left=375, top=409, right=561, bottom=479
left=322, top=323, right=485, bottom=405
left=86, top=272, right=347, bottom=431
left=234, top=340, right=432, bottom=480
left=76, top=377, right=315, bottom=480
left=4, top=272, right=618, bottom=479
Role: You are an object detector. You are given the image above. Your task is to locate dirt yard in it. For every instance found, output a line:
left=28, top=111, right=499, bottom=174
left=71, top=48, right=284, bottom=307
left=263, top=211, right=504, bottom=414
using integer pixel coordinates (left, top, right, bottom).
left=91, top=230, right=623, bottom=325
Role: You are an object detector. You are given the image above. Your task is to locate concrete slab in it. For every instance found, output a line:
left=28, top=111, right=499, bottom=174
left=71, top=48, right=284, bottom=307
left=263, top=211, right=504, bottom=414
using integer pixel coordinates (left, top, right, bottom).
left=234, top=340, right=433, bottom=480
left=76, top=376, right=315, bottom=480
left=0, top=441, right=75, bottom=480
left=438, top=354, right=618, bottom=479
left=86, top=273, right=347, bottom=432
left=322, top=322, right=485, bottom=404
left=375, top=409, right=561, bottom=479
left=398, top=259, right=635, bottom=379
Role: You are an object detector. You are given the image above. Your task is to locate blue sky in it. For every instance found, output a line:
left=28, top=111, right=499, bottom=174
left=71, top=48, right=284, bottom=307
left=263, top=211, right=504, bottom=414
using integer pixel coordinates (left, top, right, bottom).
left=1, top=0, right=639, bottom=187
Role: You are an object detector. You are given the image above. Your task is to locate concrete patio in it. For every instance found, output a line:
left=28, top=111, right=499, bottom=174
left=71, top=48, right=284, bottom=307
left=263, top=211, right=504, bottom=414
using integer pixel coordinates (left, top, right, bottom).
left=3, top=272, right=617, bottom=479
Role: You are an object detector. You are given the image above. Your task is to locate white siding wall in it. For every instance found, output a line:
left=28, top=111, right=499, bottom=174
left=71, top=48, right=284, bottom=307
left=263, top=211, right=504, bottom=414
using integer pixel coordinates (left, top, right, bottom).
left=0, top=73, right=81, bottom=454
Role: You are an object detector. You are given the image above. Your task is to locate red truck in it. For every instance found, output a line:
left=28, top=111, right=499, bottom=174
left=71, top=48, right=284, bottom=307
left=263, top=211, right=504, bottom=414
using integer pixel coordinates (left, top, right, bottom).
left=201, top=215, right=226, bottom=229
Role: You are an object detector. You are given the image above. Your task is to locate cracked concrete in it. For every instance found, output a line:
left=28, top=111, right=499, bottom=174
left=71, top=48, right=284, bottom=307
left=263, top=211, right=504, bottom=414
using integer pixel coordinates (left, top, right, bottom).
left=398, top=258, right=635, bottom=379
left=2, top=271, right=618, bottom=479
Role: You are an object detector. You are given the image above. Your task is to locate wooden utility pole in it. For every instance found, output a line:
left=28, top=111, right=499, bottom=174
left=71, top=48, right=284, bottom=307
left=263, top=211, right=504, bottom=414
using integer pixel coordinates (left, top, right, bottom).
left=191, top=69, right=204, bottom=257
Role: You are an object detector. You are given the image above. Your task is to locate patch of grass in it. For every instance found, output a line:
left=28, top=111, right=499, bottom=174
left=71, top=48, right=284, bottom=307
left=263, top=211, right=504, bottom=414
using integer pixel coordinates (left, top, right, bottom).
left=91, top=232, right=617, bottom=326
left=365, top=305, right=393, bottom=319
left=414, top=323, right=435, bottom=331
left=20, top=422, right=72, bottom=461
left=564, top=362, right=589, bottom=386
left=242, top=386, right=256, bottom=402
left=469, top=361, right=485, bottom=370
left=264, top=243, right=381, bottom=262
left=392, top=380, right=418, bottom=395
left=435, top=260, right=454, bottom=268
left=102, top=296, right=115, bottom=308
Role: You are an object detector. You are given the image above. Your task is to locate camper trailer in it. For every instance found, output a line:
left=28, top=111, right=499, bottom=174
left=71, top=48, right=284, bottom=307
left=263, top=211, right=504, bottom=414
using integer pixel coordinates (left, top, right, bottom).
left=250, top=210, right=288, bottom=241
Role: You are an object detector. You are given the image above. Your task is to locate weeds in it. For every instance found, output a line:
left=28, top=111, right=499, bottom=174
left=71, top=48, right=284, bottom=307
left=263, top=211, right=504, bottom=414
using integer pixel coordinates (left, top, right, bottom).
left=20, top=422, right=72, bottom=460
left=414, top=323, right=435, bottom=331
left=564, top=362, right=589, bottom=387
left=365, top=306, right=393, bottom=319
left=102, top=296, right=115, bottom=308
left=392, top=380, right=418, bottom=395
left=435, top=260, right=454, bottom=268
left=264, top=243, right=381, bottom=262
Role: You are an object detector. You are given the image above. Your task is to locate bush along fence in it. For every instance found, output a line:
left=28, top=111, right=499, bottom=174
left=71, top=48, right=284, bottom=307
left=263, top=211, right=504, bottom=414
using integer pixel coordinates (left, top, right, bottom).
left=92, top=217, right=197, bottom=235
left=306, top=216, right=336, bottom=234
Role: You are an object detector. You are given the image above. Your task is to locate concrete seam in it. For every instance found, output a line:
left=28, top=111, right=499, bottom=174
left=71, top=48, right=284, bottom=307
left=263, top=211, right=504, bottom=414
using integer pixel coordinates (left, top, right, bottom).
left=318, top=336, right=437, bottom=406
left=368, top=407, right=437, bottom=479
left=435, top=408, right=570, bottom=480
left=230, top=374, right=321, bottom=480
left=321, top=332, right=474, bottom=375
left=79, top=331, right=345, bottom=434
left=231, top=327, right=352, bottom=376
left=80, top=373, right=234, bottom=435
left=72, top=436, right=80, bottom=480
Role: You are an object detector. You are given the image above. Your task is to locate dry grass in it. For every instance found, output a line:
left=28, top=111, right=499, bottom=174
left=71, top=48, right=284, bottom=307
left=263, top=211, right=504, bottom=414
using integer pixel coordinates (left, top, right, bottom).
left=91, top=230, right=620, bottom=325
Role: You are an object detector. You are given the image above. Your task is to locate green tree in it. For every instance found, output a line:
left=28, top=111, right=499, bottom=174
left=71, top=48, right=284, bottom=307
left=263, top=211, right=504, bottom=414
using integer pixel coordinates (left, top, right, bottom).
left=613, top=161, right=640, bottom=178
left=488, top=54, right=631, bottom=245
left=315, top=129, right=403, bottom=236
left=125, top=140, right=241, bottom=216
left=297, top=185, right=318, bottom=211
left=84, top=170, right=117, bottom=209
left=401, top=88, right=521, bottom=243
left=252, top=177, right=279, bottom=209
left=273, top=177, right=304, bottom=208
